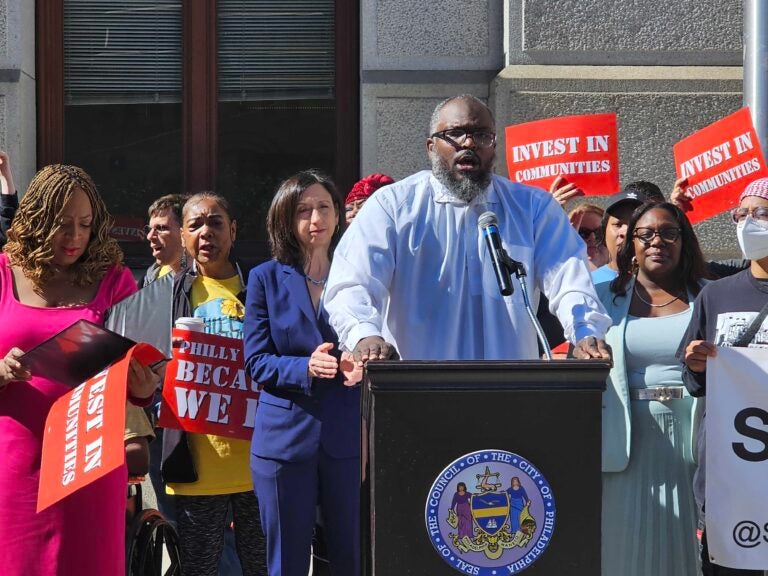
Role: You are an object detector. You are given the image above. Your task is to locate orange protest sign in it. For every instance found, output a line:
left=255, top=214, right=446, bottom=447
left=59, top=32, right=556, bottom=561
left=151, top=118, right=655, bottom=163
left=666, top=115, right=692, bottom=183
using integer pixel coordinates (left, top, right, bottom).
left=505, top=113, right=620, bottom=196
left=37, top=343, right=164, bottom=512
left=158, top=329, right=260, bottom=441
left=674, top=107, right=768, bottom=224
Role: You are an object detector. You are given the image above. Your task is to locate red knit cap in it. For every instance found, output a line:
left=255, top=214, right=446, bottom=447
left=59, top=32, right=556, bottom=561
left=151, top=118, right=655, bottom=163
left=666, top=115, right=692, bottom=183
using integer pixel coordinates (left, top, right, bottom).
left=345, top=173, right=395, bottom=205
left=740, top=177, right=768, bottom=204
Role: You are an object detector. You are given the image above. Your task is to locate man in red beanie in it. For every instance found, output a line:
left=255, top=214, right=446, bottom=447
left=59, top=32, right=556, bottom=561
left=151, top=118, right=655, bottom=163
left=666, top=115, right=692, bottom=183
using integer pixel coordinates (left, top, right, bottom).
left=345, top=173, right=395, bottom=224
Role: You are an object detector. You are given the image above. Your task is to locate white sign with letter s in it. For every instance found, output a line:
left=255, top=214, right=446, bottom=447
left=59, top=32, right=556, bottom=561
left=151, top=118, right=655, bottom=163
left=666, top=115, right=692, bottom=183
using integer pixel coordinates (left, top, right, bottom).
left=707, top=346, right=768, bottom=569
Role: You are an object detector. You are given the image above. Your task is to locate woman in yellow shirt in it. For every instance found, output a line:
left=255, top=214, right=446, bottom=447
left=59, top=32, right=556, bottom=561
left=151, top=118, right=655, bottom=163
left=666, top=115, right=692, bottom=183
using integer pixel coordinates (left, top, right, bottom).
left=162, top=192, right=266, bottom=575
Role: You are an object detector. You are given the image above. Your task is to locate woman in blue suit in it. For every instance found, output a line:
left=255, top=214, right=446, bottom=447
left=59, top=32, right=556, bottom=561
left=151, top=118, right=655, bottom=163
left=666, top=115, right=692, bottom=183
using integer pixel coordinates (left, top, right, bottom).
left=244, top=170, right=360, bottom=576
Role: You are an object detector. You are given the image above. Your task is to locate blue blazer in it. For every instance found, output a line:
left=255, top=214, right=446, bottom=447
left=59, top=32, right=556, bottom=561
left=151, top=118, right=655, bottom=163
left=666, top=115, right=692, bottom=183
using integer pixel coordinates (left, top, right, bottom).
left=596, top=278, right=703, bottom=473
left=244, top=260, right=360, bottom=462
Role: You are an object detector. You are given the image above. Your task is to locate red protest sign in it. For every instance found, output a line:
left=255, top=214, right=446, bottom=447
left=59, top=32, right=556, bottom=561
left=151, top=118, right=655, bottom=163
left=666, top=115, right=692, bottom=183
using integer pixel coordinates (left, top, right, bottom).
left=674, top=107, right=768, bottom=224
left=505, top=113, right=620, bottom=196
left=158, top=329, right=260, bottom=440
left=37, top=343, right=165, bottom=512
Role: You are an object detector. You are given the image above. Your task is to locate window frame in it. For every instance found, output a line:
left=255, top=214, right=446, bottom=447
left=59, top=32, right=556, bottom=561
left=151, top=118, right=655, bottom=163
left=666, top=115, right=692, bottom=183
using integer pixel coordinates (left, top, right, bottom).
left=36, top=0, right=360, bottom=195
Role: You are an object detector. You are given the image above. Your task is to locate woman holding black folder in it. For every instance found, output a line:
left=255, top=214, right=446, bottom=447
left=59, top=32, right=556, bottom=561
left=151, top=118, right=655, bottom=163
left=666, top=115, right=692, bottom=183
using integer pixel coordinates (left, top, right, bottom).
left=0, top=165, right=158, bottom=576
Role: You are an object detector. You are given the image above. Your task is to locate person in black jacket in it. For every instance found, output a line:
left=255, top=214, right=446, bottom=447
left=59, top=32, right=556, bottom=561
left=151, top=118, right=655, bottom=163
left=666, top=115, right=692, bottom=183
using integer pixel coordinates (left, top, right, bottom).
left=679, top=178, right=768, bottom=576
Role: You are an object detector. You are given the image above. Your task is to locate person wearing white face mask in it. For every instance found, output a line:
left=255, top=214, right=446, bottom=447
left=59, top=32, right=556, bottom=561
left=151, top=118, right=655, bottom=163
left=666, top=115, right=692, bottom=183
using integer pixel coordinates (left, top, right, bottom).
left=679, top=177, right=768, bottom=576
left=736, top=205, right=768, bottom=260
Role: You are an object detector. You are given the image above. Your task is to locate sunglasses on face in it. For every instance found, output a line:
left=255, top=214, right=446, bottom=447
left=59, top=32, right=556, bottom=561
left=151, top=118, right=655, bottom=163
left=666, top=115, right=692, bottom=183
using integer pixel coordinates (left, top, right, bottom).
left=578, top=227, right=600, bottom=240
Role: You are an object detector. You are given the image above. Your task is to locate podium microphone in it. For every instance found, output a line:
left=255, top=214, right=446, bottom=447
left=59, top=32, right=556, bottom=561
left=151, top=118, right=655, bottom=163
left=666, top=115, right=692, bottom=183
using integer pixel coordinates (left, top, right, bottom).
left=477, top=211, right=553, bottom=360
left=478, top=211, right=513, bottom=296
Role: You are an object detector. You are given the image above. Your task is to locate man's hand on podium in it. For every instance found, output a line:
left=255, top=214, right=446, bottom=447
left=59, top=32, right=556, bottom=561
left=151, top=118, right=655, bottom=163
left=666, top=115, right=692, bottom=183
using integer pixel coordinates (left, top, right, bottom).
left=571, top=336, right=611, bottom=361
left=352, top=336, right=399, bottom=367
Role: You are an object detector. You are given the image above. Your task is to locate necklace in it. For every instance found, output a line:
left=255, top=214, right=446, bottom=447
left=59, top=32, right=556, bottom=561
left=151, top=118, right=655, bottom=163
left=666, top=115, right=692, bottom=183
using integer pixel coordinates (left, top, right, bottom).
left=305, top=274, right=327, bottom=286
left=634, top=288, right=683, bottom=308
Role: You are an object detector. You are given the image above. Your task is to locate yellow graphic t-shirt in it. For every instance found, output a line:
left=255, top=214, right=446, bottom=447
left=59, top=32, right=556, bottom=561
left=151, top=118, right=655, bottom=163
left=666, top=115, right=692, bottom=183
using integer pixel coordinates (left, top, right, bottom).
left=166, top=273, right=252, bottom=496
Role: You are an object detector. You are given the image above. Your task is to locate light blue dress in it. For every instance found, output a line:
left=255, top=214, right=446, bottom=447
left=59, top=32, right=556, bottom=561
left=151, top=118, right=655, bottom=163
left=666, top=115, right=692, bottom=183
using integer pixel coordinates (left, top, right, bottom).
left=602, top=309, right=699, bottom=576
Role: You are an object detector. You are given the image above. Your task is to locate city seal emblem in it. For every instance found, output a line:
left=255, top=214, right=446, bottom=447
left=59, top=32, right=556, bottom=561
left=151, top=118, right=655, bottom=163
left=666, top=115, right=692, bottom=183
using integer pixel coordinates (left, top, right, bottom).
left=425, top=449, right=556, bottom=575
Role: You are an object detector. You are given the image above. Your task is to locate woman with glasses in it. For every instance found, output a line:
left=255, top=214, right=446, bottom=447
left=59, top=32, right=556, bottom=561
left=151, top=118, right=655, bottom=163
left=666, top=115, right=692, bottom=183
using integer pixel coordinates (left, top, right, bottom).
left=535, top=202, right=609, bottom=356
left=595, top=201, right=710, bottom=575
left=568, top=203, right=609, bottom=270
left=680, top=178, right=768, bottom=576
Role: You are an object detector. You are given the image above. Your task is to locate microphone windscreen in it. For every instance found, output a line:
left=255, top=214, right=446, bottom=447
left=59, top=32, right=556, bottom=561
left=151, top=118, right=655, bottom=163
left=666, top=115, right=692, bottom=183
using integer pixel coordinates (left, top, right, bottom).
left=478, top=211, right=498, bottom=230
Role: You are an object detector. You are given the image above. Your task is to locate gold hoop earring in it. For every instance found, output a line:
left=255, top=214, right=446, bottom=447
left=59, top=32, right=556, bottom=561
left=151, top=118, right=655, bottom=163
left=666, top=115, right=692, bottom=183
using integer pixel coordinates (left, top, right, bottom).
left=631, top=256, right=639, bottom=275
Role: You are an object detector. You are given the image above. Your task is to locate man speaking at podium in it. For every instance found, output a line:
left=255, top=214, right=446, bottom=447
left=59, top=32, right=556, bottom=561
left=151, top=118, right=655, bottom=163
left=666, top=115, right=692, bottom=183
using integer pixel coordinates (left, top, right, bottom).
left=325, top=95, right=611, bottom=362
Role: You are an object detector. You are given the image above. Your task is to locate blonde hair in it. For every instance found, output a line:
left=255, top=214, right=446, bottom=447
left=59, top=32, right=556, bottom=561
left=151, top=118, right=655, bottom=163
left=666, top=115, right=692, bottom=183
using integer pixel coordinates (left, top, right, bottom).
left=568, top=203, right=604, bottom=221
left=4, top=164, right=123, bottom=289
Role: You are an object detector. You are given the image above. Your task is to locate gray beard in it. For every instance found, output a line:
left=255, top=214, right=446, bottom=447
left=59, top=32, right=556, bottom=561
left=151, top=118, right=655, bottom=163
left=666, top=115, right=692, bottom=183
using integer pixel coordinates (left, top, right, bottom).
left=430, top=152, right=492, bottom=203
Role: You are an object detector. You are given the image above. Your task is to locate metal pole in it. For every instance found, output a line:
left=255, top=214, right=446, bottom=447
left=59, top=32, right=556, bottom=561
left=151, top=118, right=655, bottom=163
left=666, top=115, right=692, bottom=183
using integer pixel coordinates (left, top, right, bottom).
left=744, top=0, right=768, bottom=158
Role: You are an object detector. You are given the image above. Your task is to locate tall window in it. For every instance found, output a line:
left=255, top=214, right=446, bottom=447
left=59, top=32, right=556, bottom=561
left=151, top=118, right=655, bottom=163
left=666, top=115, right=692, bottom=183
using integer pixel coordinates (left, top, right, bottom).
left=217, top=0, right=336, bottom=244
left=63, top=0, right=183, bottom=255
left=38, top=0, right=359, bottom=263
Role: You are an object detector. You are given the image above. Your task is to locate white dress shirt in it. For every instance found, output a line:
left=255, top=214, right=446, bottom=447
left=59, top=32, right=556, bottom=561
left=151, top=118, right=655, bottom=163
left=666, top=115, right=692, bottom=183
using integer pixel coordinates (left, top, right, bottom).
left=325, top=171, right=611, bottom=360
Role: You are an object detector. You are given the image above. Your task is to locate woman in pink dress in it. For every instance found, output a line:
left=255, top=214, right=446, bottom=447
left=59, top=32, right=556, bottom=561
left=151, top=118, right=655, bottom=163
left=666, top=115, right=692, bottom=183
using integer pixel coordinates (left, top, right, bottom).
left=0, top=164, right=158, bottom=575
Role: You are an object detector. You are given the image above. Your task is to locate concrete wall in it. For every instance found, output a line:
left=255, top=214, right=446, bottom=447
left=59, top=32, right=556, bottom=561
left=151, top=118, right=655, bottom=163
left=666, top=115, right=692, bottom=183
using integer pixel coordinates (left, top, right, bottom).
left=506, top=0, right=741, bottom=66
left=0, top=1, right=749, bottom=256
left=0, top=0, right=35, bottom=194
left=362, top=0, right=745, bottom=258
left=491, top=66, right=743, bottom=258
left=360, top=0, right=504, bottom=178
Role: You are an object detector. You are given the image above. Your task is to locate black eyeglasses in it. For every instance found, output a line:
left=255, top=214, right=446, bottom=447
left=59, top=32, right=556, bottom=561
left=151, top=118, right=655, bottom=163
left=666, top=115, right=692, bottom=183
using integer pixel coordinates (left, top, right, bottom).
left=731, top=207, right=768, bottom=223
left=430, top=129, right=497, bottom=148
left=633, top=227, right=682, bottom=244
left=578, top=227, right=600, bottom=240
left=144, top=224, right=172, bottom=235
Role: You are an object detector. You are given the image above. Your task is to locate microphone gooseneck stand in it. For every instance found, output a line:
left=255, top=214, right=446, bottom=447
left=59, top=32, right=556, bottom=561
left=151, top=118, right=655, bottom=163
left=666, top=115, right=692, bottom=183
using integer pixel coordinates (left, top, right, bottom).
left=499, top=249, right=554, bottom=361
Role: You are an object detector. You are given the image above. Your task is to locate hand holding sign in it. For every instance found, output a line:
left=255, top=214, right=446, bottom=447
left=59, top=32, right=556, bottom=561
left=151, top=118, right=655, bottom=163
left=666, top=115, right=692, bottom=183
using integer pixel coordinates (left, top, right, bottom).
left=548, top=176, right=584, bottom=207
left=506, top=113, right=620, bottom=196
left=0, top=347, right=30, bottom=387
left=38, top=342, right=165, bottom=512
left=683, top=339, right=717, bottom=374
left=673, top=107, right=768, bottom=224
left=670, top=177, right=693, bottom=213
left=127, top=357, right=160, bottom=402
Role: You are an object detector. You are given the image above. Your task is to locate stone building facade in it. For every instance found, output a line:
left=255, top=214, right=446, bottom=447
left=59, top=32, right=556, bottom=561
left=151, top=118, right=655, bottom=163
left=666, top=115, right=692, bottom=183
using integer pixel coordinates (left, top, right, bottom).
left=0, top=0, right=746, bottom=258
left=361, top=0, right=744, bottom=258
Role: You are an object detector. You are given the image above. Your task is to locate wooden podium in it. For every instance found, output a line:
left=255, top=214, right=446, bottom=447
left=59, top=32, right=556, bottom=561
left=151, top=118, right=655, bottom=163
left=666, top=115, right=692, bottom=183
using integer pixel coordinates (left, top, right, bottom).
left=361, top=360, right=609, bottom=575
